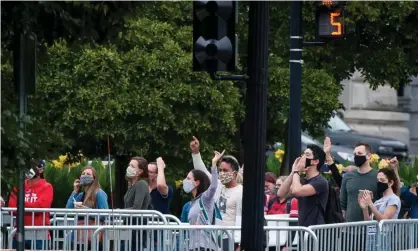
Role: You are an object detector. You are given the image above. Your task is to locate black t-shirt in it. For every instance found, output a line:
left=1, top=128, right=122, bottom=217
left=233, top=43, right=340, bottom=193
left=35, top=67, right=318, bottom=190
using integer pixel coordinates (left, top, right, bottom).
left=297, top=174, right=329, bottom=227
left=150, top=185, right=173, bottom=214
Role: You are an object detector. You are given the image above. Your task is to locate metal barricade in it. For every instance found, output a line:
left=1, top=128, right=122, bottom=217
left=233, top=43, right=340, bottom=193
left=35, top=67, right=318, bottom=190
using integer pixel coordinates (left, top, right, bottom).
left=308, top=220, right=379, bottom=251
left=265, top=214, right=299, bottom=250
left=8, top=225, right=104, bottom=251
left=378, top=219, right=418, bottom=251
left=265, top=225, right=318, bottom=251
left=90, top=225, right=317, bottom=251
left=1, top=208, right=167, bottom=250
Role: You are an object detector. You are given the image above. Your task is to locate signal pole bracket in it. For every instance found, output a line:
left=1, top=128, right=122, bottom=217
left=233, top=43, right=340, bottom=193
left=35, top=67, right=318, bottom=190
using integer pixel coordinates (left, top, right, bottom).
left=209, top=71, right=249, bottom=81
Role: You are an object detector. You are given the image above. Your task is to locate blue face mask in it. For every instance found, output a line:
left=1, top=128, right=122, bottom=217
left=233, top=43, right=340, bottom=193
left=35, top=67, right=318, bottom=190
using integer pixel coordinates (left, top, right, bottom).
left=80, top=175, right=94, bottom=186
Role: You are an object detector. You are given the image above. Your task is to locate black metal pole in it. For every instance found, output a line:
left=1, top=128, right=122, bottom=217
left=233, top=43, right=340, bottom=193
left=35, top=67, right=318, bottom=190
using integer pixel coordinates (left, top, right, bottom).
left=16, top=33, right=27, bottom=251
left=241, top=2, right=269, bottom=251
left=285, top=1, right=303, bottom=175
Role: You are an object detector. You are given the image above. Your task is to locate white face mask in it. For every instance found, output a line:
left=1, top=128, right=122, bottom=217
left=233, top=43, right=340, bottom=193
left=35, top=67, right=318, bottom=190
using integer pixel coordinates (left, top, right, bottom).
left=126, top=166, right=138, bottom=178
left=182, top=179, right=195, bottom=193
left=25, top=169, right=36, bottom=180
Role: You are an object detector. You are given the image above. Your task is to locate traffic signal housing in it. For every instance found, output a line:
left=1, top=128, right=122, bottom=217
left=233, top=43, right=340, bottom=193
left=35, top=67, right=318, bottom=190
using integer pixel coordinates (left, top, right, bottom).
left=193, top=1, right=237, bottom=73
left=316, top=0, right=344, bottom=40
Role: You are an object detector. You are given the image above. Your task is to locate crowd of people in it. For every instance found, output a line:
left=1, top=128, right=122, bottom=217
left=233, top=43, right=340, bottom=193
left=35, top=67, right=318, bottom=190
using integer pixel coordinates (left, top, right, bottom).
left=1, top=136, right=417, bottom=251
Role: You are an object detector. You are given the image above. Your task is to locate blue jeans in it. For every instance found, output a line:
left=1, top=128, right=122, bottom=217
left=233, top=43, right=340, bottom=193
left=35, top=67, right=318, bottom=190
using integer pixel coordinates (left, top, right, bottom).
left=12, top=239, right=48, bottom=250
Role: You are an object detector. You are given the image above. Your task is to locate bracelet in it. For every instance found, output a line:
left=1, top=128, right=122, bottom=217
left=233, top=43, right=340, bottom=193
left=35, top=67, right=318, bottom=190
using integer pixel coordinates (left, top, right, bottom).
left=293, top=171, right=300, bottom=175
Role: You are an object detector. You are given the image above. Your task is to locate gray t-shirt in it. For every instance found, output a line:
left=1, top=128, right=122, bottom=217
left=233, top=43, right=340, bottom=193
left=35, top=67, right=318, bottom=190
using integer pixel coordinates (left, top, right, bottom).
left=373, top=194, right=401, bottom=219
left=341, top=168, right=378, bottom=222
left=298, top=174, right=329, bottom=227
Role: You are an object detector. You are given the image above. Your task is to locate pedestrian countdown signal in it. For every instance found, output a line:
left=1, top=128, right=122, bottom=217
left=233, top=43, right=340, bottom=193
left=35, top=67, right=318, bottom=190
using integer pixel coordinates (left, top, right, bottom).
left=316, top=1, right=344, bottom=39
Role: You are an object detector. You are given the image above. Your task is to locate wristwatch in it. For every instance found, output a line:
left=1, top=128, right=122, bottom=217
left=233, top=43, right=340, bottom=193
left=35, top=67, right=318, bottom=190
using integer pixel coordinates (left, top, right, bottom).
left=293, top=171, right=300, bottom=175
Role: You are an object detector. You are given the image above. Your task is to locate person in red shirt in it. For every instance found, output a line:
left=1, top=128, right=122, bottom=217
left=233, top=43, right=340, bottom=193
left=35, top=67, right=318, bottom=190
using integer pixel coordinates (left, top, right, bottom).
left=8, top=159, right=53, bottom=250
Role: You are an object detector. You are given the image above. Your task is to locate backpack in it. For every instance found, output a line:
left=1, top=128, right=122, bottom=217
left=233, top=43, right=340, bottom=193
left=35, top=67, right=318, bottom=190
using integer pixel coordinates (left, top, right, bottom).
left=322, top=183, right=345, bottom=224
left=398, top=199, right=411, bottom=219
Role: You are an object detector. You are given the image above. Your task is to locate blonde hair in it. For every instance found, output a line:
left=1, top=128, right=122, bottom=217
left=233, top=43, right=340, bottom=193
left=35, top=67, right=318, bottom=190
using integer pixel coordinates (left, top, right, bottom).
left=81, top=166, right=100, bottom=208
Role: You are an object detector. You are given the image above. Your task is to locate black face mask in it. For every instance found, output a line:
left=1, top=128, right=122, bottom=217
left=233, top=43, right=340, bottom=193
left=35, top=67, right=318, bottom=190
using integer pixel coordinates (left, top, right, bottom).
left=377, top=181, right=389, bottom=195
left=354, top=155, right=367, bottom=167
left=305, top=158, right=313, bottom=168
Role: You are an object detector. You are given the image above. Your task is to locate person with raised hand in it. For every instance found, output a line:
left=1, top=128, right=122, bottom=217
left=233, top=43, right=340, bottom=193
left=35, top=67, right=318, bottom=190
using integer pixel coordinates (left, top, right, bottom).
left=190, top=136, right=243, bottom=251
left=390, top=157, right=418, bottom=219
left=148, top=157, right=173, bottom=214
left=186, top=150, right=222, bottom=251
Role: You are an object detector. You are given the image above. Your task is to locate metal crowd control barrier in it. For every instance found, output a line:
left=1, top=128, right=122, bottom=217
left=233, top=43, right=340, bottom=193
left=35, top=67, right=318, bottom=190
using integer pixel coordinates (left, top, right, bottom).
left=265, top=214, right=299, bottom=250
left=90, top=225, right=318, bottom=251
left=1, top=208, right=168, bottom=250
left=308, top=220, right=379, bottom=251
left=378, top=219, right=418, bottom=251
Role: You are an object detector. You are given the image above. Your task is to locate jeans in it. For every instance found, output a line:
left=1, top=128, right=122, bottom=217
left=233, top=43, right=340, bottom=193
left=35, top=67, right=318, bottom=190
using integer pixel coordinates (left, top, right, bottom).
left=12, top=239, right=48, bottom=250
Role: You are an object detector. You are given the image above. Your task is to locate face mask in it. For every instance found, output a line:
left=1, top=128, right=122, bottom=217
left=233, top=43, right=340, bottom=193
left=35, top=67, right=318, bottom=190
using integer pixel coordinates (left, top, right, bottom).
left=80, top=175, right=94, bottom=186
left=305, top=158, right=313, bottom=168
left=265, top=187, right=274, bottom=195
left=126, top=166, right=138, bottom=178
left=354, top=155, right=367, bottom=167
left=272, top=186, right=279, bottom=195
left=377, top=181, right=389, bottom=195
left=183, top=179, right=195, bottom=193
left=219, top=171, right=234, bottom=185
left=25, top=169, right=36, bottom=179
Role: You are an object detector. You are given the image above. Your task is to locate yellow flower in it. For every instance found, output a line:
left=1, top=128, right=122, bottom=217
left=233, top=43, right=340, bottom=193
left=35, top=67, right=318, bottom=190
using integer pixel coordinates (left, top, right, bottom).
left=275, top=149, right=285, bottom=161
left=52, top=160, right=63, bottom=168
left=70, top=163, right=79, bottom=168
left=336, top=164, right=344, bottom=173
left=175, top=180, right=183, bottom=189
left=58, top=154, right=68, bottom=163
left=416, top=175, right=418, bottom=181
left=370, top=154, right=380, bottom=164
left=378, top=159, right=390, bottom=169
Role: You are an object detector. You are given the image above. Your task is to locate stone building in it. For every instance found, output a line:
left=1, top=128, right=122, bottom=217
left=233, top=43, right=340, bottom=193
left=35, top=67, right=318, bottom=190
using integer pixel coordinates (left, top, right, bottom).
left=339, top=71, right=418, bottom=156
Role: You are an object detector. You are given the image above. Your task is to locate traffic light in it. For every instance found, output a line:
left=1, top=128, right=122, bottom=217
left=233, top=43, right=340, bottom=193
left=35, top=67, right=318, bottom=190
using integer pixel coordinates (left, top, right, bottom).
left=193, top=1, right=237, bottom=73
left=316, top=0, right=344, bottom=39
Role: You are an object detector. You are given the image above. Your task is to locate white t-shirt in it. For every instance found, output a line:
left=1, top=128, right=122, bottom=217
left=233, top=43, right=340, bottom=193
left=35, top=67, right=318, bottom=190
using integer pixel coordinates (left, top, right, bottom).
left=217, top=184, right=243, bottom=226
left=373, top=194, right=401, bottom=219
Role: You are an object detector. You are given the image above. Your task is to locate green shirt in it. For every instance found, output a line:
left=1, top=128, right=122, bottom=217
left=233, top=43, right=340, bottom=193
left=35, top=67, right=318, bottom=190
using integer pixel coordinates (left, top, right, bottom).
left=340, top=168, right=378, bottom=222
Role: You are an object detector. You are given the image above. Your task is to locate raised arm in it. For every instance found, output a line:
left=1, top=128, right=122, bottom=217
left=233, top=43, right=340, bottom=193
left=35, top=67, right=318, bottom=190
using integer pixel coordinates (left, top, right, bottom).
left=324, top=137, right=342, bottom=188
left=156, top=157, right=169, bottom=196
left=190, top=136, right=212, bottom=178
left=278, top=157, right=301, bottom=198
left=201, top=151, right=223, bottom=202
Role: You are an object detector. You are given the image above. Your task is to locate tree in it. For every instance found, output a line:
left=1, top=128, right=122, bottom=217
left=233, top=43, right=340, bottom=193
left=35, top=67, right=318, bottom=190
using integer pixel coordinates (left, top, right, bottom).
left=265, top=1, right=418, bottom=89
left=32, top=17, right=242, bottom=171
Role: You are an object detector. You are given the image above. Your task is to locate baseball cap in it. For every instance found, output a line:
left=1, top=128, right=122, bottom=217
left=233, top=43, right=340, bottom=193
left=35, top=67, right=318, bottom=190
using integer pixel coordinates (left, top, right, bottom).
left=31, top=159, right=46, bottom=168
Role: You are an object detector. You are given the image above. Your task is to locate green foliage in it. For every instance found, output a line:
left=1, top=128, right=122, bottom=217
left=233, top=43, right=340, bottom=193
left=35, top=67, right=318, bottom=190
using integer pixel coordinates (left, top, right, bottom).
left=2, top=2, right=418, bottom=194
left=268, top=64, right=343, bottom=141
left=397, top=159, right=418, bottom=186
left=31, top=16, right=242, bottom=176
left=267, top=1, right=418, bottom=89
